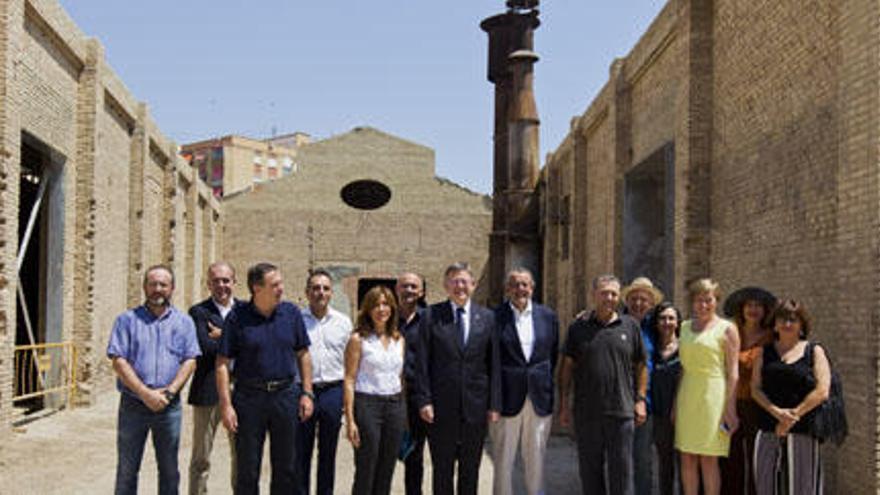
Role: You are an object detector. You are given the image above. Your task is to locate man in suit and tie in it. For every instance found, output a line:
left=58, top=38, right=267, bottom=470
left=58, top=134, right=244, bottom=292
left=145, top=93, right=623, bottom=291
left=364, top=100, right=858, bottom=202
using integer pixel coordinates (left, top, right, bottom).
left=187, top=261, right=242, bottom=494
left=415, top=262, right=501, bottom=495
left=490, top=268, right=559, bottom=495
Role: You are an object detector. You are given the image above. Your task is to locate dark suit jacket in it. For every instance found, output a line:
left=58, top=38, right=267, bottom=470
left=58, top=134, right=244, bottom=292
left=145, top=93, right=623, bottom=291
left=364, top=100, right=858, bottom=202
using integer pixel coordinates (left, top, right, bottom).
left=415, top=300, right=501, bottom=427
left=187, top=298, right=242, bottom=406
left=495, top=301, right=559, bottom=417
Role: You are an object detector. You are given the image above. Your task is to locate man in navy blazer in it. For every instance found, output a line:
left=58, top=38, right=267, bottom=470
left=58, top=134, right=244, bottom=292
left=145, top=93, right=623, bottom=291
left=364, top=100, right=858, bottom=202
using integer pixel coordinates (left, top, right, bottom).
left=490, top=267, right=559, bottom=495
left=415, top=262, right=501, bottom=495
left=187, top=262, right=242, bottom=494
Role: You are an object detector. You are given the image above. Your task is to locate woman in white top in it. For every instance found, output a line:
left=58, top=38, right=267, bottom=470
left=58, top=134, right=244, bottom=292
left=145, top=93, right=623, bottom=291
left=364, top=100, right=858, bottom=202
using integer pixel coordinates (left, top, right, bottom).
left=343, top=285, right=406, bottom=495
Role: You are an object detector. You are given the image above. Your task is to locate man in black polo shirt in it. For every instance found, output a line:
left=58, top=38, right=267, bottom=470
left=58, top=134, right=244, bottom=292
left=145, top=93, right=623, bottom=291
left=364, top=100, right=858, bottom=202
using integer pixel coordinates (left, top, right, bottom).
left=558, top=274, right=648, bottom=495
left=217, top=262, right=315, bottom=494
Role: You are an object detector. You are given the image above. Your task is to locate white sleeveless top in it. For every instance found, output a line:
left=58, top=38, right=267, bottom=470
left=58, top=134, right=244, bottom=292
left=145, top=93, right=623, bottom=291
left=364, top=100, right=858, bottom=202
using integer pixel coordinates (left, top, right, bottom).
left=354, top=333, right=403, bottom=395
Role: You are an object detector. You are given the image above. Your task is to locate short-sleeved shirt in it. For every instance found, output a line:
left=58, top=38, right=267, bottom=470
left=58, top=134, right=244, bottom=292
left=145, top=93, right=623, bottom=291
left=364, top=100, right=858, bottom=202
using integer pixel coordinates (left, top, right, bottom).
left=219, top=301, right=310, bottom=383
left=564, top=312, right=646, bottom=420
left=106, top=305, right=201, bottom=399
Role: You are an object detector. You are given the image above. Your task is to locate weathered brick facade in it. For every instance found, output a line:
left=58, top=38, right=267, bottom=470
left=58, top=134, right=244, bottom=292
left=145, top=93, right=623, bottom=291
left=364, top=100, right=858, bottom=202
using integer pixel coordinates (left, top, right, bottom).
left=539, top=0, right=879, bottom=490
left=222, top=126, right=491, bottom=316
left=0, top=0, right=222, bottom=428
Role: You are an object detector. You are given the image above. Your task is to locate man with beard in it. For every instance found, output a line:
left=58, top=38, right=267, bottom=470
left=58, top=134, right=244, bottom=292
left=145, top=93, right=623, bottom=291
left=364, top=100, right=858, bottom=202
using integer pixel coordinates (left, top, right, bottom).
left=187, top=262, right=242, bottom=494
left=396, top=271, right=427, bottom=495
left=107, top=265, right=201, bottom=495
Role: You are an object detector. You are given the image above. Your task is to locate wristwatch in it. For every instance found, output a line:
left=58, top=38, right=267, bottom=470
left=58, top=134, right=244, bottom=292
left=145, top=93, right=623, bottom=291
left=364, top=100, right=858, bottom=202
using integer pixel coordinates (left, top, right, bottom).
left=302, top=390, right=316, bottom=401
left=163, top=389, right=177, bottom=402
left=635, top=393, right=647, bottom=402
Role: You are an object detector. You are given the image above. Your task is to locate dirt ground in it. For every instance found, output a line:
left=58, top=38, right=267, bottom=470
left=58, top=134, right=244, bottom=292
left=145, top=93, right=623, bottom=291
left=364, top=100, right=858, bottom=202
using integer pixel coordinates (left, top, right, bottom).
left=0, top=391, right=580, bottom=494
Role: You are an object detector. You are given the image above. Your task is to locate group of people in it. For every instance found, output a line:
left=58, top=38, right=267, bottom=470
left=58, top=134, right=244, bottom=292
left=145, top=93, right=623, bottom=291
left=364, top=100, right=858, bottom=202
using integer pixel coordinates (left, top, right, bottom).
left=558, top=275, right=832, bottom=495
left=106, top=261, right=833, bottom=495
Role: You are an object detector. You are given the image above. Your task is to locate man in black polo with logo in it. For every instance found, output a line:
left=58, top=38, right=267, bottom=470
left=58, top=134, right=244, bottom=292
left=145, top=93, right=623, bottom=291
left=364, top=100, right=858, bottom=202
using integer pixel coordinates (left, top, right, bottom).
left=558, top=274, right=647, bottom=495
left=217, top=262, right=315, bottom=494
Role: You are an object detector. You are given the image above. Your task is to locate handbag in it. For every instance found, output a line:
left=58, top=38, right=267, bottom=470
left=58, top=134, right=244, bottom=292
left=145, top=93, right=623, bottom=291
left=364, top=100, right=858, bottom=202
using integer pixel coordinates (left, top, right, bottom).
left=807, top=342, right=848, bottom=445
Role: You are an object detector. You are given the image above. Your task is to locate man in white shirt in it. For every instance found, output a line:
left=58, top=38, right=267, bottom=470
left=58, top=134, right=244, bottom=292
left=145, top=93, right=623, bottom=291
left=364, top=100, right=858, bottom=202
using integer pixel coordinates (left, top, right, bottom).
left=296, top=268, right=352, bottom=495
left=490, top=268, right=559, bottom=495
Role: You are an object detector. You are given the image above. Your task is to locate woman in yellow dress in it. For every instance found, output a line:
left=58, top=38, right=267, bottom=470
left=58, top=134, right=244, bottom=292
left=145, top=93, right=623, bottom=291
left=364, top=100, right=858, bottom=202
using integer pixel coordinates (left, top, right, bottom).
left=675, top=278, right=741, bottom=495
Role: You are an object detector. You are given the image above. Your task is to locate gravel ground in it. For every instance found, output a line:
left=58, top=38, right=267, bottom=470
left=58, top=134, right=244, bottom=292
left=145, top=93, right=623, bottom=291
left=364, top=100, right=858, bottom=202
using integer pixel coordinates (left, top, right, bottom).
left=0, top=391, right=580, bottom=494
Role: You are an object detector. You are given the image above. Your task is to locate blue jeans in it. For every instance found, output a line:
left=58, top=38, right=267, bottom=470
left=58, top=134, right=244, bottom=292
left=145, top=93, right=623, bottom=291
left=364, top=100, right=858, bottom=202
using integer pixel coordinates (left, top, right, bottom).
left=234, top=384, right=300, bottom=495
left=115, top=393, right=183, bottom=495
left=296, top=382, right=343, bottom=495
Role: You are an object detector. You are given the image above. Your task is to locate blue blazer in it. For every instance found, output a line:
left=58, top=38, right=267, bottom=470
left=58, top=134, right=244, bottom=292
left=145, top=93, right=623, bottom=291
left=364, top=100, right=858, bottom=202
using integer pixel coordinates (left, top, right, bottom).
left=494, top=301, right=559, bottom=417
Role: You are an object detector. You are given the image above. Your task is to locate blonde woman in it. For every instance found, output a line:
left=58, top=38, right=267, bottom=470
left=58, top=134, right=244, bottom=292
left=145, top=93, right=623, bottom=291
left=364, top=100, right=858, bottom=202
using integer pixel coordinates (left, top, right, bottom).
left=676, top=278, right=740, bottom=495
left=343, top=286, right=406, bottom=495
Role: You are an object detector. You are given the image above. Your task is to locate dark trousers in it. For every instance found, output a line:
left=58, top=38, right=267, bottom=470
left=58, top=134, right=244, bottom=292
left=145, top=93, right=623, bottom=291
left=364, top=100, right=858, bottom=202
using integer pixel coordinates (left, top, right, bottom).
left=352, top=392, right=405, bottom=495
left=634, top=416, right=655, bottom=495
left=428, top=419, right=486, bottom=495
left=296, top=382, right=343, bottom=495
left=720, top=400, right=760, bottom=495
left=404, top=395, right=429, bottom=495
left=653, top=415, right=678, bottom=495
left=575, top=415, right=635, bottom=495
left=233, top=385, right=299, bottom=495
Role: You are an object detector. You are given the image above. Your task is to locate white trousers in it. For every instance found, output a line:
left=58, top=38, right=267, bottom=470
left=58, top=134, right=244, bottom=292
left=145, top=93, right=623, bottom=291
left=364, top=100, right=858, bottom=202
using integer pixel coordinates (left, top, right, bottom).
left=489, top=397, right=553, bottom=495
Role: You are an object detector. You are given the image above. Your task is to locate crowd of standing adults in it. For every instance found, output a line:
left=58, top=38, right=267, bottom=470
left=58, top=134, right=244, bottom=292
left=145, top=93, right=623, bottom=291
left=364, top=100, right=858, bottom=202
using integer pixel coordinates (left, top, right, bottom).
left=106, top=261, right=836, bottom=495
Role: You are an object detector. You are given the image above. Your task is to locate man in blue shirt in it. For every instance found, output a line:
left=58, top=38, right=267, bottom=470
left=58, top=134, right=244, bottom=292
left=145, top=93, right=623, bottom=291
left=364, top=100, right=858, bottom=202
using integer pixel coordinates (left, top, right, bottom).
left=107, top=264, right=201, bottom=495
left=216, top=262, right=315, bottom=494
left=621, top=276, right=663, bottom=495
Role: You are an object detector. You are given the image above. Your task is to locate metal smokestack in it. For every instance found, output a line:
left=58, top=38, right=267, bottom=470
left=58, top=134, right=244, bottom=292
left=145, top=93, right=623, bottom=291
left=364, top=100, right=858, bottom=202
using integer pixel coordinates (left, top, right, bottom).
left=481, top=1, right=541, bottom=306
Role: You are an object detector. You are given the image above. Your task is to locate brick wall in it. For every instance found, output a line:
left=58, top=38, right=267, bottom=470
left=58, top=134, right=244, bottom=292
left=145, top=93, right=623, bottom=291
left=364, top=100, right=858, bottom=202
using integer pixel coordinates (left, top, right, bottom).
left=538, top=0, right=879, bottom=490
left=0, top=0, right=222, bottom=426
left=223, top=127, right=491, bottom=316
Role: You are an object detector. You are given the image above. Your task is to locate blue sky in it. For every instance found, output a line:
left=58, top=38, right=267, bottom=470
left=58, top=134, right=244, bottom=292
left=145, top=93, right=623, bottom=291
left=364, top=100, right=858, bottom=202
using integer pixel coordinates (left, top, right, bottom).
left=60, top=1, right=665, bottom=194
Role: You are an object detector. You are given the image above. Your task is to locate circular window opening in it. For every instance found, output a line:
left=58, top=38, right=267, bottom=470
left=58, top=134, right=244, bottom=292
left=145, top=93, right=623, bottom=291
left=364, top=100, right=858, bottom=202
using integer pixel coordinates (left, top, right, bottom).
left=340, top=179, right=392, bottom=210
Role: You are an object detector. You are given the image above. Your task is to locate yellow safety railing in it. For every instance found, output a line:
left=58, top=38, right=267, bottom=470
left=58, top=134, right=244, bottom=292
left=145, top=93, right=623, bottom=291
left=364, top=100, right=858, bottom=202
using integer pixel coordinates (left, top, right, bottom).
left=13, top=341, right=78, bottom=408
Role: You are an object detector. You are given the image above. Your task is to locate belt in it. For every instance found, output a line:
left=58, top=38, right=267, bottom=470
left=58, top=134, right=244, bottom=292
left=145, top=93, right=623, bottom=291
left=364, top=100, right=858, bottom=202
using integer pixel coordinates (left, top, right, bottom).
left=355, top=391, right=402, bottom=402
left=314, top=380, right=343, bottom=392
left=238, top=378, right=294, bottom=392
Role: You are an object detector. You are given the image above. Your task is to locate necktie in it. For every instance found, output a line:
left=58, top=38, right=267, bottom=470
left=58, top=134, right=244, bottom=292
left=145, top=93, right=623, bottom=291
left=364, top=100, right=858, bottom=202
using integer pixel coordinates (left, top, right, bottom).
left=456, top=306, right=466, bottom=348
